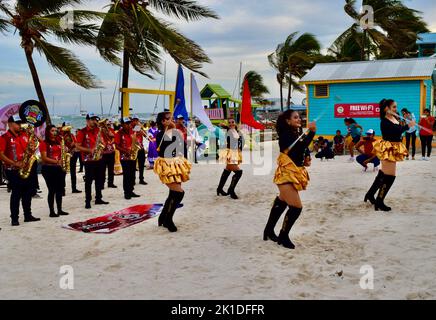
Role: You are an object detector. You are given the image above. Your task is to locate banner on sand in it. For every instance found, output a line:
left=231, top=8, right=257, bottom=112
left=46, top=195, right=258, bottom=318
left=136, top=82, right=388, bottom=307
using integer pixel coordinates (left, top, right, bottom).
left=63, top=204, right=181, bottom=234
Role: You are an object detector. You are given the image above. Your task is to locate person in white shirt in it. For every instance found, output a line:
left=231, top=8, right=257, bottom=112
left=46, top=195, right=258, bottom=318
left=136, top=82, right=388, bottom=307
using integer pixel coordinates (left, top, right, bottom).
left=401, top=108, right=417, bottom=160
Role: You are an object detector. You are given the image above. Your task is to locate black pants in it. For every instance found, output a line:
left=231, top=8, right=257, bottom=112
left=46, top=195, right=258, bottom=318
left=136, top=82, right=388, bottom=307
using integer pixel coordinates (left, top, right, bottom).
left=102, top=152, right=115, bottom=186
left=84, top=161, right=104, bottom=203
left=70, top=152, right=81, bottom=191
left=30, top=162, right=39, bottom=196
left=137, top=149, right=146, bottom=182
left=78, top=153, right=84, bottom=171
left=5, top=170, right=33, bottom=221
left=420, top=135, right=433, bottom=157
left=121, top=160, right=136, bottom=196
left=42, top=165, right=66, bottom=213
left=405, top=131, right=416, bottom=157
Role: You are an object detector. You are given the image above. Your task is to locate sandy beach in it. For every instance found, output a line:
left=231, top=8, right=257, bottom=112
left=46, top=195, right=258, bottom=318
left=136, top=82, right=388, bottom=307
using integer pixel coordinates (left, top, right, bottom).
left=0, top=141, right=435, bottom=300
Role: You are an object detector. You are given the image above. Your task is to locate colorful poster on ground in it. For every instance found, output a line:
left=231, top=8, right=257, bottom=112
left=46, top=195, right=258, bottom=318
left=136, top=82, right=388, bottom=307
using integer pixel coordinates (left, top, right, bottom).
left=334, top=103, right=380, bottom=118
left=63, top=204, right=181, bottom=234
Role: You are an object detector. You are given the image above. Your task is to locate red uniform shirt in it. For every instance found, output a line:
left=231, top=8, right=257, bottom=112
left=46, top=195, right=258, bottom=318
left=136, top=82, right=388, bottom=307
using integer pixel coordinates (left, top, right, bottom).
left=115, top=128, right=133, bottom=161
left=103, top=127, right=116, bottom=154
left=39, top=140, right=62, bottom=164
left=136, top=131, right=144, bottom=149
left=419, top=116, right=435, bottom=136
left=0, top=130, right=29, bottom=170
left=76, top=126, right=101, bottom=162
left=176, top=124, right=187, bottom=142
left=363, top=139, right=375, bottom=156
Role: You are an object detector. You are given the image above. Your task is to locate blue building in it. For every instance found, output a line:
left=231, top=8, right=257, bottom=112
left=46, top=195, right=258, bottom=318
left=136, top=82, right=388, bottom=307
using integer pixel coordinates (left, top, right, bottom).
left=300, top=58, right=436, bottom=138
left=417, top=33, right=436, bottom=57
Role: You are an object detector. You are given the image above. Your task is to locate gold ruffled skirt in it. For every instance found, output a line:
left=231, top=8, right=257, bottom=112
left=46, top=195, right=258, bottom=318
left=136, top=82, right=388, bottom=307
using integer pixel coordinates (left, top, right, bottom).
left=273, top=153, right=309, bottom=191
left=219, top=148, right=243, bottom=165
left=373, top=140, right=408, bottom=162
left=153, top=157, right=191, bottom=184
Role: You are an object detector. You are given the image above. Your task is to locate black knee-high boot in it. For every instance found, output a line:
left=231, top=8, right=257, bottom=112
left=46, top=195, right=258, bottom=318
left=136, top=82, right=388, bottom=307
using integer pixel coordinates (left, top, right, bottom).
left=278, top=206, right=303, bottom=249
left=227, top=170, right=243, bottom=199
left=364, top=170, right=385, bottom=205
left=263, top=197, right=288, bottom=242
left=217, top=169, right=231, bottom=196
left=158, top=190, right=173, bottom=227
left=164, top=191, right=185, bottom=232
left=375, top=174, right=396, bottom=212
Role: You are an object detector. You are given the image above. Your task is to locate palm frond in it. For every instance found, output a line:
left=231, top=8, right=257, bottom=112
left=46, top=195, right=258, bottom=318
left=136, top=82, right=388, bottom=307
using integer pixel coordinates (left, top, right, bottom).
left=148, top=0, right=219, bottom=21
left=16, top=0, right=83, bottom=15
left=0, top=17, right=9, bottom=33
left=33, top=38, right=101, bottom=89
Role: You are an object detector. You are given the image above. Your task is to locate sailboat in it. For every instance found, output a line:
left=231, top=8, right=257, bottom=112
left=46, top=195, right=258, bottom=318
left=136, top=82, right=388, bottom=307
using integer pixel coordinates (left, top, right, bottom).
left=51, top=96, right=61, bottom=120
left=79, top=94, right=87, bottom=117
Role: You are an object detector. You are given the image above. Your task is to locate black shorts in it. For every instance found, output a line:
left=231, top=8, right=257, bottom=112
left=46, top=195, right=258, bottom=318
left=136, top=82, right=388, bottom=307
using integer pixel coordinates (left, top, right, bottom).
left=352, top=135, right=361, bottom=144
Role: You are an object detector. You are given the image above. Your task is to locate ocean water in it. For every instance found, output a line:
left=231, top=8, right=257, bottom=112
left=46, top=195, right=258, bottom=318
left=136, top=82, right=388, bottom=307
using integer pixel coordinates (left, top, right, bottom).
left=51, top=113, right=155, bottom=130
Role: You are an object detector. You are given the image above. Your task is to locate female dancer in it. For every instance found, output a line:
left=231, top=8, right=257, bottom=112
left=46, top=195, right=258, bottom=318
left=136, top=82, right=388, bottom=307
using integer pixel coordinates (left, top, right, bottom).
left=39, top=125, right=69, bottom=217
left=154, top=112, right=191, bottom=232
left=263, top=110, right=316, bottom=249
left=364, top=99, right=415, bottom=211
left=147, top=121, right=159, bottom=169
left=344, top=118, right=363, bottom=162
left=216, top=119, right=245, bottom=199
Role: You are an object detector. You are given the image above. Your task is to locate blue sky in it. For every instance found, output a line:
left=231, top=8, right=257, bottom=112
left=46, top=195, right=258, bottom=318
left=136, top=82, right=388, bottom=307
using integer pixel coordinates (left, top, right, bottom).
left=0, top=0, right=435, bottom=115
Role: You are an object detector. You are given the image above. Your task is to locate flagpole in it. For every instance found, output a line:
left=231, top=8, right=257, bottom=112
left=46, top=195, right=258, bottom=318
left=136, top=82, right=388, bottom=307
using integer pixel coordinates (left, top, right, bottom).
left=190, top=73, right=195, bottom=162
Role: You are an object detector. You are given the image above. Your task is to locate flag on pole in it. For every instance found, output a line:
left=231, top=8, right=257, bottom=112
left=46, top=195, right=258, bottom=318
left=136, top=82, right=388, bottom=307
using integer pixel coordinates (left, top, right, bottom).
left=173, top=65, right=189, bottom=120
left=191, top=74, right=214, bottom=131
left=241, top=78, right=265, bottom=130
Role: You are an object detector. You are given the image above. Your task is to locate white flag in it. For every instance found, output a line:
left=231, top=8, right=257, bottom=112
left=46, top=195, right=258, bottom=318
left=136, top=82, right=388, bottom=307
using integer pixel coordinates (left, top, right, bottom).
left=191, top=74, right=214, bottom=131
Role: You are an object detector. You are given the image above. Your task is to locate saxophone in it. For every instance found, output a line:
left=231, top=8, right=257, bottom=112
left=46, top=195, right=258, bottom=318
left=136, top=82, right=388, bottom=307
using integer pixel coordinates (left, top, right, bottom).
left=130, top=132, right=141, bottom=161
left=19, top=125, right=39, bottom=179
left=60, top=136, right=71, bottom=173
left=92, top=128, right=105, bottom=161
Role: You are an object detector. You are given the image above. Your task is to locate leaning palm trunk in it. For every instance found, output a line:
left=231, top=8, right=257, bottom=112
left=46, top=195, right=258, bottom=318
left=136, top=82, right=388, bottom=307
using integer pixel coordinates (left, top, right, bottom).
left=121, top=45, right=130, bottom=117
left=279, top=80, right=283, bottom=112
left=23, top=47, right=51, bottom=125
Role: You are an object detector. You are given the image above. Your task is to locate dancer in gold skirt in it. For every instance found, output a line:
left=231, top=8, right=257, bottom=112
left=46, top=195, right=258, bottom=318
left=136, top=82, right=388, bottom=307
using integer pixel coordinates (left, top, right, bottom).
left=216, top=119, right=245, bottom=199
left=364, top=99, right=415, bottom=211
left=154, top=112, right=192, bottom=232
left=263, top=109, right=316, bottom=249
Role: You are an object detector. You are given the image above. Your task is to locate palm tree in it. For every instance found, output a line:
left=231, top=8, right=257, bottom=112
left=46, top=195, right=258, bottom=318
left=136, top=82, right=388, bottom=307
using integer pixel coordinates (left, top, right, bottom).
left=0, top=0, right=104, bottom=124
left=241, top=71, right=269, bottom=103
left=269, top=32, right=321, bottom=111
left=327, top=30, right=365, bottom=62
left=268, top=43, right=288, bottom=112
left=333, top=0, right=428, bottom=60
left=283, top=32, right=321, bottom=109
left=96, top=0, right=219, bottom=116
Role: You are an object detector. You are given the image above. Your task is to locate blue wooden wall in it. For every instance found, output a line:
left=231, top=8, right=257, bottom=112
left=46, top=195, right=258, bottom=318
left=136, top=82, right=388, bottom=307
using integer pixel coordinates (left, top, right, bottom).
left=307, top=80, right=427, bottom=136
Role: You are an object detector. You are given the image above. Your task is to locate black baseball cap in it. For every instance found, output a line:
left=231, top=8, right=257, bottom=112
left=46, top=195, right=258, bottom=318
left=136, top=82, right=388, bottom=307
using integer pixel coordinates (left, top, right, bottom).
left=8, top=114, right=23, bottom=124
left=86, top=112, right=100, bottom=120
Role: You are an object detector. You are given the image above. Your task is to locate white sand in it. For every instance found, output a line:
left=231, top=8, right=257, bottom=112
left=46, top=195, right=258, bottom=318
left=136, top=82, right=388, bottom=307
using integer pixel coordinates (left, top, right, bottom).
left=0, top=141, right=435, bottom=300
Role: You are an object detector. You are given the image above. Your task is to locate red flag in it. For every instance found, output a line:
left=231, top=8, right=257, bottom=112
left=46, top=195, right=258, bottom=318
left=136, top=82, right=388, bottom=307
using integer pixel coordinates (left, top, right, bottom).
left=241, top=79, right=265, bottom=130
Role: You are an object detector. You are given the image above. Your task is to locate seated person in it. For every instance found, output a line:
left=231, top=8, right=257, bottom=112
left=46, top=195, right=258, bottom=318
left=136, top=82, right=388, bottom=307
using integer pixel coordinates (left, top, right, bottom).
left=355, top=129, right=380, bottom=171
left=333, top=130, right=345, bottom=155
left=315, top=136, right=335, bottom=160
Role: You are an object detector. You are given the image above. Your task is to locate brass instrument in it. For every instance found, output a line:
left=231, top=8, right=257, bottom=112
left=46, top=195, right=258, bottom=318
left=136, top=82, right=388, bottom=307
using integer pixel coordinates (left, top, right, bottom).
left=130, top=131, right=141, bottom=161
left=92, top=128, right=105, bottom=161
left=19, top=125, right=39, bottom=179
left=60, top=136, right=71, bottom=173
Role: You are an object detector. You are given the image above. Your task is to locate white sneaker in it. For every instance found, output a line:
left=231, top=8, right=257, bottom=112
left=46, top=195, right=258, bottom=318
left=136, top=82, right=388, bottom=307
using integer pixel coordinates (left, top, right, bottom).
left=421, top=157, right=426, bottom=161
left=348, top=157, right=355, bottom=162
left=424, top=157, right=430, bottom=161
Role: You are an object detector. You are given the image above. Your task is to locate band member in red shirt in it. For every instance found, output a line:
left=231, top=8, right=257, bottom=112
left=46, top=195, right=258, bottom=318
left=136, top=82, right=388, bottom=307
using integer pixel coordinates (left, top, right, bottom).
left=131, top=116, right=147, bottom=185
left=60, top=122, right=82, bottom=194
left=418, top=108, right=435, bottom=160
left=40, top=125, right=69, bottom=217
left=76, top=113, right=109, bottom=209
left=115, top=117, right=140, bottom=200
left=101, top=119, right=117, bottom=189
left=0, top=115, right=41, bottom=226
